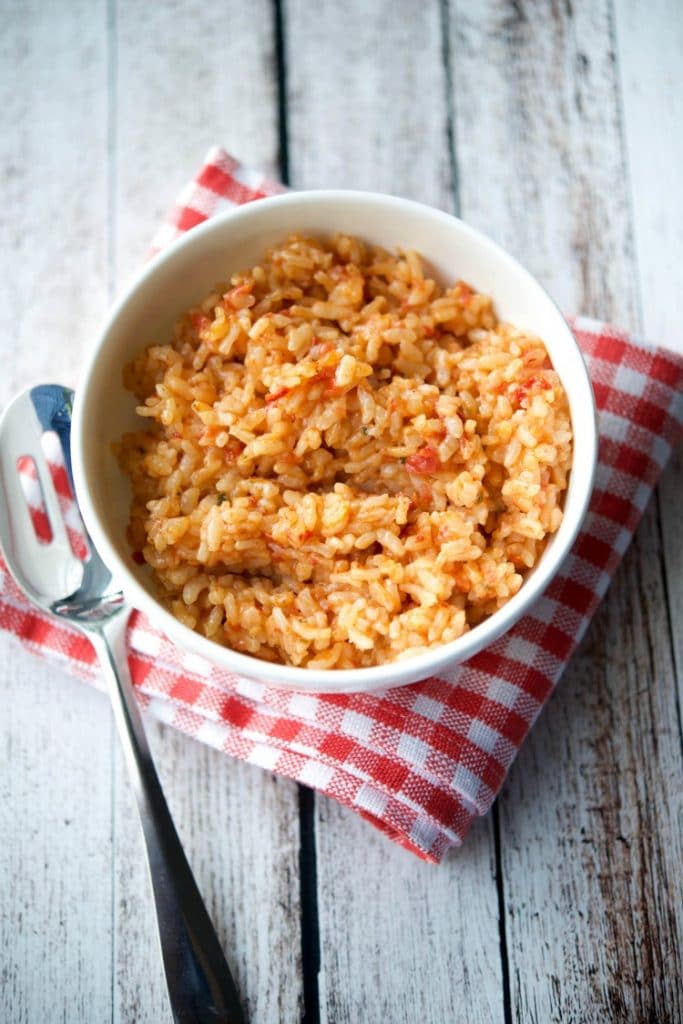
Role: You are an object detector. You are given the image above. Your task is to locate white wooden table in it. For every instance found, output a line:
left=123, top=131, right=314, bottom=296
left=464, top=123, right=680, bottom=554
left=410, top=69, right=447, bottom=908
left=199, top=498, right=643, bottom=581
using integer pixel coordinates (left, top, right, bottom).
left=2, top=2, right=682, bottom=1021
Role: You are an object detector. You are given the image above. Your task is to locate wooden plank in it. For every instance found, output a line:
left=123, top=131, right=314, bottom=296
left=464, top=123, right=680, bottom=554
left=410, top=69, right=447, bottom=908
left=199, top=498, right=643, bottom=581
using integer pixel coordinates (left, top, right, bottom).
left=316, top=806, right=504, bottom=1024
left=0, top=650, right=113, bottom=1024
left=114, top=0, right=280, bottom=277
left=447, top=0, right=638, bottom=325
left=0, top=3, right=113, bottom=1022
left=501, top=511, right=683, bottom=1022
left=447, top=1, right=683, bottom=1020
left=286, top=0, right=452, bottom=205
left=0, top=0, right=109, bottom=401
left=614, top=0, right=683, bottom=354
left=612, top=11, right=683, bottom=1013
left=285, top=3, right=504, bottom=1022
left=615, top=0, right=683, bottom=718
left=112, top=3, right=303, bottom=1021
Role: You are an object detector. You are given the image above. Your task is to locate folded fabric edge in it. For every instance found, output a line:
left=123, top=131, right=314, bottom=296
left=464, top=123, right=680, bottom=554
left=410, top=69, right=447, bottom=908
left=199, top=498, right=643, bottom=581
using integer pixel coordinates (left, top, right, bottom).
left=569, top=315, right=683, bottom=364
left=148, top=675, right=472, bottom=861
left=149, top=147, right=286, bottom=256
left=355, top=806, right=466, bottom=864
left=139, top=683, right=474, bottom=859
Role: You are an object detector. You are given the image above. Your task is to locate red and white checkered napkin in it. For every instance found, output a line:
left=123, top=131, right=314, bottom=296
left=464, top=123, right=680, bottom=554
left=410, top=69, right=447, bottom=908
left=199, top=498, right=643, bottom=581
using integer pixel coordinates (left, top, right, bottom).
left=2, top=148, right=683, bottom=862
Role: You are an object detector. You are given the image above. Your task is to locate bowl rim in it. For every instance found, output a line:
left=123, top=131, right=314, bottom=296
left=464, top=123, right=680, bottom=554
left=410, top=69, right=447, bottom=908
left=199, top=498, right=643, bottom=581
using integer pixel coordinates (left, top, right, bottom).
left=72, top=188, right=597, bottom=692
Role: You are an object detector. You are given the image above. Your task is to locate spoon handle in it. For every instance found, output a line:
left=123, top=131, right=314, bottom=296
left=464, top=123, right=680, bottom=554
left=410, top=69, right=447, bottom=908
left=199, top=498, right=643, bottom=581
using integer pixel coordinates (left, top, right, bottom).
left=88, top=613, right=246, bottom=1024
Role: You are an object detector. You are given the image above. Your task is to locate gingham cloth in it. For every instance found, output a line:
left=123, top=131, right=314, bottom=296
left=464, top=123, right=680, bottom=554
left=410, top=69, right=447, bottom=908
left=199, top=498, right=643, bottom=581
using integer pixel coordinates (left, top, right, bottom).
left=2, top=148, right=682, bottom=863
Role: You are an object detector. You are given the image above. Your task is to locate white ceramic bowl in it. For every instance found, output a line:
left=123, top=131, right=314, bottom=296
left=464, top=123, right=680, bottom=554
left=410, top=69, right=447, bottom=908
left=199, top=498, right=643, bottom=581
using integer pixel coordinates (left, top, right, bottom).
left=72, top=191, right=597, bottom=693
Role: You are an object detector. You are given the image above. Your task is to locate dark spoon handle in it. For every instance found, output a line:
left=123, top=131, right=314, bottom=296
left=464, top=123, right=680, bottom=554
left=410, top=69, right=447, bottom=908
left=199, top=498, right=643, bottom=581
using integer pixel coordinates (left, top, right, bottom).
left=90, top=614, right=246, bottom=1024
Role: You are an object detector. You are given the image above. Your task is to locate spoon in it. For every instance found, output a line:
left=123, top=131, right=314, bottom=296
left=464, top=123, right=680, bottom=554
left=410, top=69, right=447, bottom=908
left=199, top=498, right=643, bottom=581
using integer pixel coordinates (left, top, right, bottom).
left=0, top=384, right=245, bottom=1024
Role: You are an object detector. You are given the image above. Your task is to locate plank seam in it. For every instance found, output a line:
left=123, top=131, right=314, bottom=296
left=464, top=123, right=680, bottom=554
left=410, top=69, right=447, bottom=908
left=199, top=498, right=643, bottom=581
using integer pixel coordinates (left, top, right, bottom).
left=439, top=0, right=461, bottom=216
left=298, top=786, right=321, bottom=1024
left=493, top=806, right=513, bottom=1024
left=274, top=2, right=319, bottom=1017
left=274, top=0, right=291, bottom=186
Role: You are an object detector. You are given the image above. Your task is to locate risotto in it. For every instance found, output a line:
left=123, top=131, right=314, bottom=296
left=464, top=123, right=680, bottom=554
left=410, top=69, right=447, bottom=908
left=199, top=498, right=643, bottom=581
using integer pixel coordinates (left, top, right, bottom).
left=117, top=234, right=572, bottom=669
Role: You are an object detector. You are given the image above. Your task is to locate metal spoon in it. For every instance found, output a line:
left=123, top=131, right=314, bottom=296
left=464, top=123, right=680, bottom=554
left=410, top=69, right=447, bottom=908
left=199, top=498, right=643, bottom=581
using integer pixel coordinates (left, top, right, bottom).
left=0, top=384, right=245, bottom=1024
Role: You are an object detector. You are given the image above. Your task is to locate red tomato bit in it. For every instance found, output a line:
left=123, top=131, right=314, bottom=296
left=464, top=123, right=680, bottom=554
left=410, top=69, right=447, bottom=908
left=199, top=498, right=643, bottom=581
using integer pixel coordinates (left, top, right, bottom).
left=265, top=386, right=291, bottom=404
left=405, top=445, right=440, bottom=474
left=191, top=312, right=210, bottom=332
left=511, top=375, right=549, bottom=407
left=222, top=282, right=253, bottom=306
left=309, top=363, right=339, bottom=394
left=310, top=364, right=337, bottom=384
left=455, top=280, right=474, bottom=306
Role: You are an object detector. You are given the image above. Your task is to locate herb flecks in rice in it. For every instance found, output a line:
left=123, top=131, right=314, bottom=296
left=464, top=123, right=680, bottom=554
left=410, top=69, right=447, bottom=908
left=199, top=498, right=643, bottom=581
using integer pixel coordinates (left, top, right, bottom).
left=117, top=234, right=572, bottom=668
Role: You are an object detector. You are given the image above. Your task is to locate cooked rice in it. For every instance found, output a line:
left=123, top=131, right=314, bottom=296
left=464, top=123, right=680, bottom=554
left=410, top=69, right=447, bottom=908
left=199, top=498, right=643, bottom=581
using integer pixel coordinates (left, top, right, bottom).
left=117, top=234, right=572, bottom=669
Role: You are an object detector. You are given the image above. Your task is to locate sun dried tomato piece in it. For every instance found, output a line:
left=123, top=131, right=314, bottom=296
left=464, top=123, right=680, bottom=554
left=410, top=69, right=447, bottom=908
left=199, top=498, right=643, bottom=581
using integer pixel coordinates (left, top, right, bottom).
left=309, top=364, right=337, bottom=384
left=405, top=445, right=440, bottom=474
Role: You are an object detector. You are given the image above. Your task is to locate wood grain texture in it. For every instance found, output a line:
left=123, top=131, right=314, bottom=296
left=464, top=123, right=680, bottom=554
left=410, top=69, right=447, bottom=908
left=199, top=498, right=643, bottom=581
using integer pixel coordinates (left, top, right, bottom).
left=612, top=17, right=683, bottom=1017
left=286, top=0, right=452, bottom=206
left=446, top=1, right=683, bottom=1020
left=112, top=3, right=303, bottom=1021
left=616, top=0, right=683, bottom=736
left=615, top=0, right=683, bottom=351
left=114, top=0, right=280, bottom=277
left=285, top=4, right=504, bottom=1022
left=0, top=647, right=114, bottom=1024
left=315, top=805, right=504, bottom=1024
left=500, top=510, right=683, bottom=1023
left=448, top=0, right=638, bottom=326
left=0, top=3, right=113, bottom=1022
left=0, top=0, right=108, bottom=404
